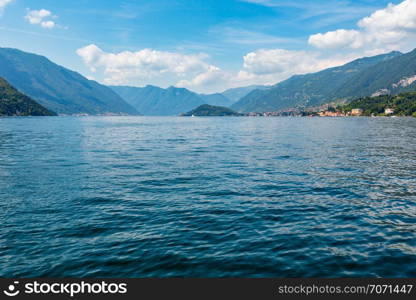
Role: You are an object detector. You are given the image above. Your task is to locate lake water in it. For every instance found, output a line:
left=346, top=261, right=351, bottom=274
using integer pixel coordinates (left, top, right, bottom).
left=0, top=116, right=415, bottom=277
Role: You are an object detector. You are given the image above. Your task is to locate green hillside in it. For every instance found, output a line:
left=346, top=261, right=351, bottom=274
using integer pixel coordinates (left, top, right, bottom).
left=0, top=77, right=56, bottom=116
left=342, top=91, right=416, bottom=117
left=181, top=104, right=242, bottom=116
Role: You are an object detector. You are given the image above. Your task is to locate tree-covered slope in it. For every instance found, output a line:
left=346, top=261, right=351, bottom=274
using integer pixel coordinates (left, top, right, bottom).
left=0, top=77, right=56, bottom=116
left=0, top=48, right=139, bottom=115
left=231, top=51, right=402, bottom=113
left=181, top=104, right=242, bottom=116
left=342, top=91, right=416, bottom=116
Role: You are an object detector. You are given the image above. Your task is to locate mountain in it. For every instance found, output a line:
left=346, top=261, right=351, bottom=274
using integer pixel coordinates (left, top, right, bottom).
left=342, top=91, right=416, bottom=117
left=111, top=85, right=236, bottom=115
left=222, top=85, right=269, bottom=103
left=110, top=85, right=205, bottom=116
left=0, top=48, right=139, bottom=115
left=181, top=104, right=242, bottom=116
left=199, top=93, right=233, bottom=107
left=334, top=48, right=416, bottom=98
left=231, top=51, right=403, bottom=113
left=0, top=77, right=56, bottom=116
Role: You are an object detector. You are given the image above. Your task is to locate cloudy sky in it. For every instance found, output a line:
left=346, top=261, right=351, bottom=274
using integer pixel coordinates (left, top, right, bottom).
left=1, top=0, right=415, bottom=93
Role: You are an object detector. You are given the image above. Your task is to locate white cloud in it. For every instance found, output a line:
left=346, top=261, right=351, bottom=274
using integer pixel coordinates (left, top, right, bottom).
left=243, top=49, right=313, bottom=75
left=0, top=0, right=13, bottom=15
left=177, top=66, right=231, bottom=89
left=233, top=48, right=359, bottom=87
left=25, top=9, right=56, bottom=29
left=308, top=0, right=416, bottom=53
left=0, top=0, right=13, bottom=7
left=25, top=9, right=51, bottom=24
left=309, top=29, right=363, bottom=50
left=76, top=44, right=218, bottom=87
left=358, top=1, right=416, bottom=31
left=40, top=20, right=55, bottom=28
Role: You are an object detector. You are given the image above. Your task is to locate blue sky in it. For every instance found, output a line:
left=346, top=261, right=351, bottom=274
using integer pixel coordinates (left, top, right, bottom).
left=1, top=0, right=414, bottom=93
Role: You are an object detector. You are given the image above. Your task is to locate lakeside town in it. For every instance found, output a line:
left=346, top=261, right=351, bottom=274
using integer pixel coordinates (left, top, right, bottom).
left=247, top=106, right=396, bottom=117
left=244, top=91, right=416, bottom=118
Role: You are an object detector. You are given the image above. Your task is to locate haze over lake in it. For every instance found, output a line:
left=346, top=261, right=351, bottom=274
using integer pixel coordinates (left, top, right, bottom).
left=1, top=116, right=415, bottom=277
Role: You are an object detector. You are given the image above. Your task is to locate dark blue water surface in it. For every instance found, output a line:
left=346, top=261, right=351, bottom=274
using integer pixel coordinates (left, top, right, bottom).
left=0, top=116, right=415, bottom=277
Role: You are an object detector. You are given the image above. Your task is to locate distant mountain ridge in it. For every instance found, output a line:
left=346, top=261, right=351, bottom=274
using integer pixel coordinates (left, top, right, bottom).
left=231, top=50, right=408, bottom=113
left=110, top=85, right=206, bottom=116
left=222, top=85, right=270, bottom=103
left=199, top=93, right=234, bottom=107
left=110, top=84, right=273, bottom=116
left=0, top=77, right=56, bottom=116
left=0, top=48, right=139, bottom=115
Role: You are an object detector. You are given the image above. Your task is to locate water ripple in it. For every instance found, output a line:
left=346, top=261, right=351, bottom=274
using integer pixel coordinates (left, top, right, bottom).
left=0, top=116, right=415, bottom=277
